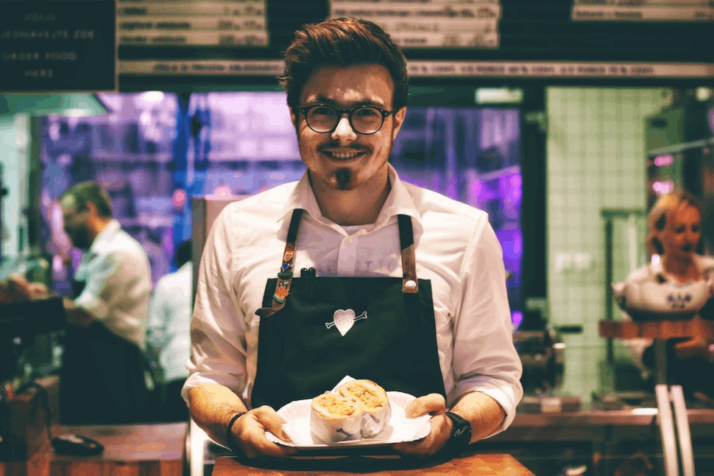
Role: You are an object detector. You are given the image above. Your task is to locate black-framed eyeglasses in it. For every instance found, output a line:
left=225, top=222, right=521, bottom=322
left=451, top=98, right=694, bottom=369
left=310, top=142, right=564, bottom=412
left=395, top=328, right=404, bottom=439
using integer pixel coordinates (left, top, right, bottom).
left=298, top=104, right=396, bottom=135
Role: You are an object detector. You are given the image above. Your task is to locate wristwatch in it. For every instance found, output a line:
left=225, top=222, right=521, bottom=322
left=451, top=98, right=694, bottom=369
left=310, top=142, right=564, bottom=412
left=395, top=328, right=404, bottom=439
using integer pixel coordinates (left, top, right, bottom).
left=442, top=411, right=472, bottom=457
left=226, top=412, right=247, bottom=455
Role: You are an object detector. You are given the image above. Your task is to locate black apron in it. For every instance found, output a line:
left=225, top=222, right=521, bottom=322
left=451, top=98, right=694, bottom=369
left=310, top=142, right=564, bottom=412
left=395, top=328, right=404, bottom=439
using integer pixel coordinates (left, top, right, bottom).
left=59, top=280, right=150, bottom=425
left=251, top=210, right=447, bottom=410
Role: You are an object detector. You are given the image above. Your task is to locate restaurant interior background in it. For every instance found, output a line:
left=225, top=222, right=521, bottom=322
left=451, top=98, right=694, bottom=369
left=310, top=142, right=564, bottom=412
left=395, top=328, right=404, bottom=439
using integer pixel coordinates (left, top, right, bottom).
left=2, top=0, right=714, bottom=474
left=5, top=87, right=712, bottom=402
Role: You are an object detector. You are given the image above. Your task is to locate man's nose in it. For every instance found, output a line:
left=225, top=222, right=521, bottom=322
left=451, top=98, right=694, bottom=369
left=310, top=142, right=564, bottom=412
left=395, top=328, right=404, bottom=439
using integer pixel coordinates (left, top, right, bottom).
left=331, top=115, right=357, bottom=141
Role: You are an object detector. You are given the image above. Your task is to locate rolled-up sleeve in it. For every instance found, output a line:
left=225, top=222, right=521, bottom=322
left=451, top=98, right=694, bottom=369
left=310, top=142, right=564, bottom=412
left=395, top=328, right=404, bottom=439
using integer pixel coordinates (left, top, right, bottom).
left=146, top=282, right=168, bottom=353
left=182, top=206, right=249, bottom=404
left=450, top=218, right=523, bottom=437
left=75, top=251, right=138, bottom=322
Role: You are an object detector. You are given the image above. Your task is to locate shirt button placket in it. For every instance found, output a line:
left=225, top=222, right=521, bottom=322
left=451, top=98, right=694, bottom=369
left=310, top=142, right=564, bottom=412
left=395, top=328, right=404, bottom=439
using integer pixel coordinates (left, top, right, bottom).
left=337, top=236, right=357, bottom=275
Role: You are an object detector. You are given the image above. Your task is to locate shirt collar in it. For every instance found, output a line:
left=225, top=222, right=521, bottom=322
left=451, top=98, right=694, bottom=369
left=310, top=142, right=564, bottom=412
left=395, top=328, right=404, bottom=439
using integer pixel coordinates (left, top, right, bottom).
left=89, top=219, right=121, bottom=253
left=278, top=164, right=422, bottom=230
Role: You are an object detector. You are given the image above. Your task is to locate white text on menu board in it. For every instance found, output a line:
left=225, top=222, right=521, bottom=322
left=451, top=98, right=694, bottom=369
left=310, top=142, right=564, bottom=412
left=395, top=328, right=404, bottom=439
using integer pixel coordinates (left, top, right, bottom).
left=572, top=0, right=714, bottom=21
left=118, top=60, right=714, bottom=78
left=329, top=0, right=501, bottom=48
left=117, top=0, right=269, bottom=46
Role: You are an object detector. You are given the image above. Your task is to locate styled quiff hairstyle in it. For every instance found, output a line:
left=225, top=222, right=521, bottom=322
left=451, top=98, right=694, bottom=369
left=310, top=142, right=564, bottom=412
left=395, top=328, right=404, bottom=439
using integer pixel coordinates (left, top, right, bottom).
left=646, top=190, right=702, bottom=255
left=59, top=181, right=113, bottom=218
left=278, top=17, right=409, bottom=113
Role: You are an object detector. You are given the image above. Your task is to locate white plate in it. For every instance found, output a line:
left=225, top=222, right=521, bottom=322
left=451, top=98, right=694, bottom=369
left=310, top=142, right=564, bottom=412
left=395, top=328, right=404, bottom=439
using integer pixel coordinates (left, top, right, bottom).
left=265, top=392, right=432, bottom=448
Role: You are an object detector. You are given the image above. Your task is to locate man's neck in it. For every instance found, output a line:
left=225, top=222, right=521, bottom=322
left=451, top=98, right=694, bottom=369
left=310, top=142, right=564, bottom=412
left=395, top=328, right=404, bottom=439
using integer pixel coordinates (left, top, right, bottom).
left=88, top=217, right=112, bottom=247
left=310, top=170, right=391, bottom=226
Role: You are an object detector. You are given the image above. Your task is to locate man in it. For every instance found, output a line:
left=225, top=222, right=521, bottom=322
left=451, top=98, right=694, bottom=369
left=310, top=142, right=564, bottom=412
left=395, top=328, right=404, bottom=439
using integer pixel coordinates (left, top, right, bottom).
left=184, top=17, right=522, bottom=459
left=53, top=182, right=152, bottom=424
left=146, top=240, right=193, bottom=421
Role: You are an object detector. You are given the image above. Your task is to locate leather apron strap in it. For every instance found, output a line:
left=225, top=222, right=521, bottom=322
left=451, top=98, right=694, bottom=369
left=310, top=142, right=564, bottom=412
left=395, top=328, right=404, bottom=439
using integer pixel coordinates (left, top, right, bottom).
left=256, top=211, right=419, bottom=317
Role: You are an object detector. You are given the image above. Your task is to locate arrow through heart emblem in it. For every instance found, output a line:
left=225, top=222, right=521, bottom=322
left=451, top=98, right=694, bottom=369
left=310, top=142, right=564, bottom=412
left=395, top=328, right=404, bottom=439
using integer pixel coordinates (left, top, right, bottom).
left=325, top=309, right=368, bottom=336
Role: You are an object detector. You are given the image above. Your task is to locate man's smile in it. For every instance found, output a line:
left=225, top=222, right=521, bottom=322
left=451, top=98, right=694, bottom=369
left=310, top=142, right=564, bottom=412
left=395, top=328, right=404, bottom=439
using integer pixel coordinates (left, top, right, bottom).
left=321, top=149, right=367, bottom=160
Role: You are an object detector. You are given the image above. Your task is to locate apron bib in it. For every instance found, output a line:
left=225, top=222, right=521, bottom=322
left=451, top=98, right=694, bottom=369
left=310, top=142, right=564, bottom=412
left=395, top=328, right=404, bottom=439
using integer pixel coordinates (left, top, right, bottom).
left=250, top=210, right=446, bottom=410
left=59, top=280, right=150, bottom=424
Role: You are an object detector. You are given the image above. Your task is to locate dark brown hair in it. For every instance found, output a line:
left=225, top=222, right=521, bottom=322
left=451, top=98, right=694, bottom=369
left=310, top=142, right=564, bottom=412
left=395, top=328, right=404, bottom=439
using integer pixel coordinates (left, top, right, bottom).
left=646, top=190, right=702, bottom=255
left=278, top=17, right=409, bottom=113
left=60, top=181, right=113, bottom=218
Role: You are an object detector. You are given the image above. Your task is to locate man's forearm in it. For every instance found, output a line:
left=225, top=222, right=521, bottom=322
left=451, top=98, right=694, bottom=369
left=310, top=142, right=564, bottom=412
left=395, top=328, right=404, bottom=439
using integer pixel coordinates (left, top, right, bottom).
left=188, top=383, right=249, bottom=448
left=450, top=391, right=506, bottom=444
left=62, top=298, right=95, bottom=326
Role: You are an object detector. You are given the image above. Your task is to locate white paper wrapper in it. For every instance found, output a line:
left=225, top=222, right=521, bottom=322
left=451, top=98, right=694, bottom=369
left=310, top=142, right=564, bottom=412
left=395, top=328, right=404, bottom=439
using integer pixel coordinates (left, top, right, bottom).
left=309, top=395, right=362, bottom=443
left=266, top=391, right=431, bottom=448
left=359, top=401, right=391, bottom=438
left=334, top=377, right=391, bottom=438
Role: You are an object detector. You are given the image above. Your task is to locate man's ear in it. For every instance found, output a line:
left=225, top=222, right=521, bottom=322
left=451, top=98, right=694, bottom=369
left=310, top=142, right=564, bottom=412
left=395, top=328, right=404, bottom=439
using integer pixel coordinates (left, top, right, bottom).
left=289, top=106, right=298, bottom=133
left=391, top=106, right=407, bottom=141
left=84, top=201, right=98, bottom=217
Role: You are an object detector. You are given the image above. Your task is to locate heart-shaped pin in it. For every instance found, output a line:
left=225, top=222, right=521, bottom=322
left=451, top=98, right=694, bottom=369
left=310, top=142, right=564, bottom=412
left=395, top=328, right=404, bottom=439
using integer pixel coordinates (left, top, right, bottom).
left=333, top=309, right=356, bottom=336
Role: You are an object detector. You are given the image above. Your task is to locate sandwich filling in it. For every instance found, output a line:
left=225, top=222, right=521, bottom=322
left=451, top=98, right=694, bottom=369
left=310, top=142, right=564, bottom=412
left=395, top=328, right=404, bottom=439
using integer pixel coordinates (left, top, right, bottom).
left=312, top=393, right=360, bottom=419
left=338, top=380, right=387, bottom=412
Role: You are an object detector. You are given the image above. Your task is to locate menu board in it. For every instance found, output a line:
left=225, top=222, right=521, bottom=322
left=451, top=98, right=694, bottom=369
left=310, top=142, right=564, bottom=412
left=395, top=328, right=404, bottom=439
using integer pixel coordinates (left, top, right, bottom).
left=114, top=0, right=713, bottom=86
left=0, top=1, right=116, bottom=92
left=329, top=0, right=501, bottom=48
left=117, top=0, right=269, bottom=47
left=572, top=0, right=714, bottom=21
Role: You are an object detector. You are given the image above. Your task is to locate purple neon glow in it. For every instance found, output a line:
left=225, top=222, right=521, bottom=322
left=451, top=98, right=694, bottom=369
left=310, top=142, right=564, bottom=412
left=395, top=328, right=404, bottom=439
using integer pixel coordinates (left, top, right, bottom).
left=653, top=155, right=674, bottom=167
left=653, top=180, right=674, bottom=194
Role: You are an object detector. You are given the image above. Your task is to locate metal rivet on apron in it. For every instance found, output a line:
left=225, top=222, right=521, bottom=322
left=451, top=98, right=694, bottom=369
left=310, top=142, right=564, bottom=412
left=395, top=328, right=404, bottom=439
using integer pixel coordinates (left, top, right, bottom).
left=405, top=280, right=417, bottom=290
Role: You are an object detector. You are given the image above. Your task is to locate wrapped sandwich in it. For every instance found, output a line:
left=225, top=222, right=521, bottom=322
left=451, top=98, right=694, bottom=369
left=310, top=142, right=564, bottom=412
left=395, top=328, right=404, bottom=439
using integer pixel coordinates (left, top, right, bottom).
left=337, top=379, right=392, bottom=438
left=310, top=393, right=363, bottom=443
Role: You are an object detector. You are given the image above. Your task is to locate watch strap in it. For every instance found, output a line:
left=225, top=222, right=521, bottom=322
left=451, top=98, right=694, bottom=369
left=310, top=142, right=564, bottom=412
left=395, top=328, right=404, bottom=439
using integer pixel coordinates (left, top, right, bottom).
left=226, top=412, right=247, bottom=455
left=443, top=411, right=472, bottom=457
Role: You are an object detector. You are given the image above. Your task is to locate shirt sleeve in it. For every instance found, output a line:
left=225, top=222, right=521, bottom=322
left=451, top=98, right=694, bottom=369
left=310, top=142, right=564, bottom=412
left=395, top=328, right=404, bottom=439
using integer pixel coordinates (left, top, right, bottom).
left=146, top=281, right=168, bottom=353
left=74, top=250, right=142, bottom=322
left=181, top=206, right=249, bottom=404
left=450, top=216, right=523, bottom=438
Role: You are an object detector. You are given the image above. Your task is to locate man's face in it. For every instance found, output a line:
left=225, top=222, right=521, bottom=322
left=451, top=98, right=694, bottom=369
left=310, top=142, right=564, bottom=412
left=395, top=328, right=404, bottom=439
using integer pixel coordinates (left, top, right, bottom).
left=61, top=196, right=92, bottom=250
left=291, top=64, right=406, bottom=191
left=658, top=204, right=701, bottom=261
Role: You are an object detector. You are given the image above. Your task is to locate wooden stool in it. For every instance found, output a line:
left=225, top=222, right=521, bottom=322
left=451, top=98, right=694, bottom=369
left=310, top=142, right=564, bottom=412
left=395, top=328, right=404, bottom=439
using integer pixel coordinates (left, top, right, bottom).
left=600, top=319, right=714, bottom=476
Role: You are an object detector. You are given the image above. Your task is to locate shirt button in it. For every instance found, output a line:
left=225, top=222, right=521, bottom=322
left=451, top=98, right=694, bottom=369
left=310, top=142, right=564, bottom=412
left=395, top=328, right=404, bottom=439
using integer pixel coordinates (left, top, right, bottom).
left=343, top=238, right=353, bottom=247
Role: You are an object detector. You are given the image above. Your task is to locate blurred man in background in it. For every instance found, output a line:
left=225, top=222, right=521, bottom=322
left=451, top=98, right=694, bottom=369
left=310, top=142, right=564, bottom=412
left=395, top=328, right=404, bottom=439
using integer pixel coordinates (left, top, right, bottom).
left=146, top=240, right=192, bottom=421
left=11, top=181, right=153, bottom=424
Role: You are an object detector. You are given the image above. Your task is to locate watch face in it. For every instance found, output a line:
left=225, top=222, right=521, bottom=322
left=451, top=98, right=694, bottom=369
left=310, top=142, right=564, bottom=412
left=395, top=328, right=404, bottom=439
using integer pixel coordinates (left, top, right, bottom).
left=446, top=412, right=472, bottom=448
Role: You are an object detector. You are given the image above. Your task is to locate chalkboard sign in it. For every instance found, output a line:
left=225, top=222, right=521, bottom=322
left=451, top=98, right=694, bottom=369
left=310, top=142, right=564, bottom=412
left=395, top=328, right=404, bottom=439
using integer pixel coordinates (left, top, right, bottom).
left=0, top=1, right=116, bottom=92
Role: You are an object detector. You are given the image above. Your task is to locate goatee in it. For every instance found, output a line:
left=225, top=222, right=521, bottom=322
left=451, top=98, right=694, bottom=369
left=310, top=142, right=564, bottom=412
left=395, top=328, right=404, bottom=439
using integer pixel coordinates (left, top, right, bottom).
left=332, top=169, right=352, bottom=191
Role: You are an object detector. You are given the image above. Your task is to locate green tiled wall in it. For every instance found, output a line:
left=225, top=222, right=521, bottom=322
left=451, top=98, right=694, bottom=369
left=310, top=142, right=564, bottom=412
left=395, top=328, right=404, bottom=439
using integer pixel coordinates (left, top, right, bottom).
left=546, top=88, right=669, bottom=401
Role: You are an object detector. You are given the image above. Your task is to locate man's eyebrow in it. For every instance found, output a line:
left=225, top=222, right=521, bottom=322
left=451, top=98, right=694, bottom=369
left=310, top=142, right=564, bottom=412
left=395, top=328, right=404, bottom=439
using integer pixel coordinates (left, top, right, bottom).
left=310, top=95, right=387, bottom=108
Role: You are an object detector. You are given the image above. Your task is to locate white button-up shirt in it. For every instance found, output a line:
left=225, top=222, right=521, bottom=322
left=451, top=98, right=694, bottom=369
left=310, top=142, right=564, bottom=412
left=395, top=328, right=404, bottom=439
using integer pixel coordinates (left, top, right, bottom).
left=184, top=165, right=523, bottom=436
left=624, top=254, right=714, bottom=376
left=146, top=262, right=193, bottom=382
left=74, top=219, right=152, bottom=348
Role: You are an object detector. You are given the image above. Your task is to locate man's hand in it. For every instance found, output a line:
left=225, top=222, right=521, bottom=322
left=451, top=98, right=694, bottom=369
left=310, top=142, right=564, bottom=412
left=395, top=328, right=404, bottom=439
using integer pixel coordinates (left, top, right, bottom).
left=6, top=275, right=50, bottom=301
left=393, top=393, right=453, bottom=458
left=62, top=298, right=95, bottom=327
left=230, top=406, right=298, bottom=459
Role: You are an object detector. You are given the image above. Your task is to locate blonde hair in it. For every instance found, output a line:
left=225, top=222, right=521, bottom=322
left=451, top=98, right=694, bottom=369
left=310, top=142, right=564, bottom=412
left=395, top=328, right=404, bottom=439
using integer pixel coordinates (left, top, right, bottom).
left=646, top=190, right=702, bottom=255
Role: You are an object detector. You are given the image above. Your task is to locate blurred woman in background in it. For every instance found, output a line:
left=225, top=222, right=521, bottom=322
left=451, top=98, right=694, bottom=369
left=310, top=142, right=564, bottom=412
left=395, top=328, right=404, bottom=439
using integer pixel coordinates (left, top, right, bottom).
left=624, top=190, right=714, bottom=399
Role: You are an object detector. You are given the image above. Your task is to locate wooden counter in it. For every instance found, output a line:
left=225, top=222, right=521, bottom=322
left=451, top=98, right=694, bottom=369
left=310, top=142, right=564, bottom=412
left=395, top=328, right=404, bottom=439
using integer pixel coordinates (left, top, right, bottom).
left=212, top=452, right=534, bottom=476
left=599, top=319, right=714, bottom=340
left=0, top=423, right=186, bottom=476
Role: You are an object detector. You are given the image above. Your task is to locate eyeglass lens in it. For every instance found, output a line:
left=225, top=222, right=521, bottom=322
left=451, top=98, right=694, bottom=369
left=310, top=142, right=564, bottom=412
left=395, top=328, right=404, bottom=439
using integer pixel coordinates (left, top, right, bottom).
left=306, top=106, right=384, bottom=134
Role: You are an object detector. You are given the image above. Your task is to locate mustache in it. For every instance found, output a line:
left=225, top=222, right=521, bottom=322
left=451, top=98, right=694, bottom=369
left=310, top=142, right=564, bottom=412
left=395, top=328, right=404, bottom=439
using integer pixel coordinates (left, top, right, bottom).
left=319, top=143, right=370, bottom=153
left=682, top=244, right=693, bottom=252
